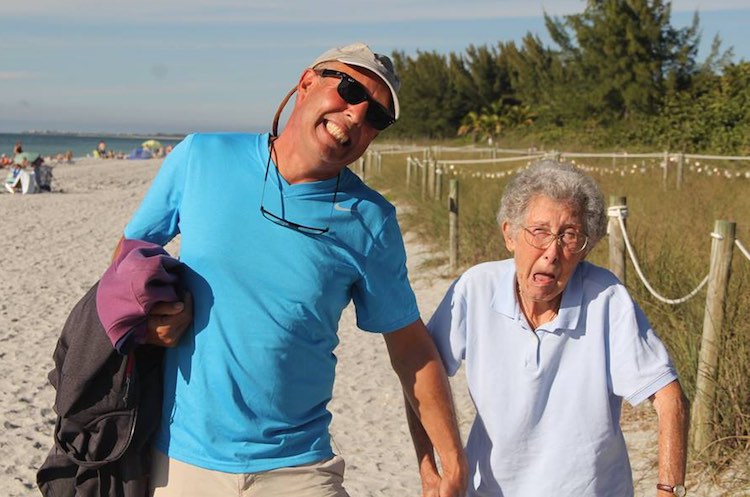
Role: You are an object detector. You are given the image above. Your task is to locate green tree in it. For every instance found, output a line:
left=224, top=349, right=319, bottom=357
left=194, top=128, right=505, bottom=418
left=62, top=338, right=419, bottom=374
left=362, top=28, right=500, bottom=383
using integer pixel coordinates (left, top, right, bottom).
left=545, top=0, right=701, bottom=120
left=390, top=50, right=464, bottom=138
left=707, top=62, right=750, bottom=153
left=457, top=111, right=484, bottom=143
left=458, top=101, right=536, bottom=144
left=450, top=44, right=514, bottom=112
left=502, top=34, right=569, bottom=125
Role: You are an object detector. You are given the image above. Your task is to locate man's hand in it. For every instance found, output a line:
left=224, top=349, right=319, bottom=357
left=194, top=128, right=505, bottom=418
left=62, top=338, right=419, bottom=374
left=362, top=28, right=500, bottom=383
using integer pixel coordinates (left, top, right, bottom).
left=420, top=472, right=441, bottom=497
left=422, top=472, right=464, bottom=497
left=144, top=292, right=193, bottom=347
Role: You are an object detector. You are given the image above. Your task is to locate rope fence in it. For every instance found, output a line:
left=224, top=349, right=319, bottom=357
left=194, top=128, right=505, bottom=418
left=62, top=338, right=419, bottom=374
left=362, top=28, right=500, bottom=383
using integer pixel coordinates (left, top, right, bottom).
left=369, top=145, right=750, bottom=188
left=735, top=239, right=750, bottom=261
left=607, top=205, right=710, bottom=305
left=435, top=154, right=546, bottom=165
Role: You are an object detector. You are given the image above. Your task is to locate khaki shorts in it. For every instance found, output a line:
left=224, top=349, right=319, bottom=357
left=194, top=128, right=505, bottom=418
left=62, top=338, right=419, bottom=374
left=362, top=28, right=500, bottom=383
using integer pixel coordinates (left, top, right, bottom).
left=150, top=449, right=349, bottom=497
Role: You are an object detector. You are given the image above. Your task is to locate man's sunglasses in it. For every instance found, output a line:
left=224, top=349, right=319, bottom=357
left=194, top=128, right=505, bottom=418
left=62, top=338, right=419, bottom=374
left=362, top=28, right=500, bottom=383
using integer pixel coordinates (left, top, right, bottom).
left=317, top=69, right=396, bottom=131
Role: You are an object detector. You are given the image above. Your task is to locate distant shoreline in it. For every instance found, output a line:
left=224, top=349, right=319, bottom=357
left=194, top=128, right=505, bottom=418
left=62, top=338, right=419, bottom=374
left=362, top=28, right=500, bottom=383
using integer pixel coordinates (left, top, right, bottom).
left=14, top=131, right=187, bottom=140
left=0, top=132, right=184, bottom=160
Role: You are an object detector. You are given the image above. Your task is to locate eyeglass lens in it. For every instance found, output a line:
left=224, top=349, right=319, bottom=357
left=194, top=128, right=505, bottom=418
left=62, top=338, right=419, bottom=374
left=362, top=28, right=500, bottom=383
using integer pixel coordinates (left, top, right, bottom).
left=320, top=69, right=395, bottom=131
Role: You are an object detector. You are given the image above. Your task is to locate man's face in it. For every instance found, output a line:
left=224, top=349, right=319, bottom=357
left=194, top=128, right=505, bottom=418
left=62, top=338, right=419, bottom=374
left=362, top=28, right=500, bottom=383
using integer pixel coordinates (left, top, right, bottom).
left=294, top=61, right=392, bottom=175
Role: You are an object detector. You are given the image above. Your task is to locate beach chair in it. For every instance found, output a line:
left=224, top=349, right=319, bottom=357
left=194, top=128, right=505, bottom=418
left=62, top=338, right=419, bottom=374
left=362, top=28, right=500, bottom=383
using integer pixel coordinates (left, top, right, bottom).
left=4, top=167, right=39, bottom=194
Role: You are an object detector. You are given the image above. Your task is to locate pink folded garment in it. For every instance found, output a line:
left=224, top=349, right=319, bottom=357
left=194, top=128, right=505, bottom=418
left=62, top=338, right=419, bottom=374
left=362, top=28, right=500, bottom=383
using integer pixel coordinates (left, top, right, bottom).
left=96, top=239, right=182, bottom=353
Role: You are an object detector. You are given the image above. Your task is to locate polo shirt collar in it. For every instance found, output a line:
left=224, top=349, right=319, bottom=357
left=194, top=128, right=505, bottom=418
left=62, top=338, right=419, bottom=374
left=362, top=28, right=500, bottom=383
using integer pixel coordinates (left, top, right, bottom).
left=491, top=260, right=585, bottom=334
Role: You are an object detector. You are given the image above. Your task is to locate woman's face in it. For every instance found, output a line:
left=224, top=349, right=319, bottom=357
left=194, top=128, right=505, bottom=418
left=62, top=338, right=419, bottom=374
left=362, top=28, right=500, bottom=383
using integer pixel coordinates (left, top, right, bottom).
left=502, top=195, right=587, bottom=309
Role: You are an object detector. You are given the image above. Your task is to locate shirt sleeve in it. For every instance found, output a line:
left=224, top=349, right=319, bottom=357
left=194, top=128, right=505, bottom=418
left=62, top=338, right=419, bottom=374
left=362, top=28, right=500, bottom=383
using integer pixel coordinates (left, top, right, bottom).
left=608, top=289, right=678, bottom=406
left=426, top=279, right=466, bottom=377
left=123, top=134, right=194, bottom=245
left=352, top=212, right=420, bottom=333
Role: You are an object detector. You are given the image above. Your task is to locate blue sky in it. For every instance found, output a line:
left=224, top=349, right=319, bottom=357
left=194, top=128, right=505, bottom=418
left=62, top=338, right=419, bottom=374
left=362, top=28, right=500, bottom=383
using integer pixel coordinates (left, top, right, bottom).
left=1, top=0, right=748, bottom=134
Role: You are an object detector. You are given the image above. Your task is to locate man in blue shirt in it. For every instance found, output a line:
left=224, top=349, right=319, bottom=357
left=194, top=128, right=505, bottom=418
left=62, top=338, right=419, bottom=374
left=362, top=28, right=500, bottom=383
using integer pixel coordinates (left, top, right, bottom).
left=120, top=42, right=467, bottom=497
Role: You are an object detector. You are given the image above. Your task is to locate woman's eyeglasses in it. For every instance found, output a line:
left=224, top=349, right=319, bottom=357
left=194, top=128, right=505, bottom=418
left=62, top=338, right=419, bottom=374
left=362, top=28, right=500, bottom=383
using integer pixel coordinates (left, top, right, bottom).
left=259, top=140, right=340, bottom=235
left=317, top=69, right=395, bottom=131
left=522, top=226, right=589, bottom=254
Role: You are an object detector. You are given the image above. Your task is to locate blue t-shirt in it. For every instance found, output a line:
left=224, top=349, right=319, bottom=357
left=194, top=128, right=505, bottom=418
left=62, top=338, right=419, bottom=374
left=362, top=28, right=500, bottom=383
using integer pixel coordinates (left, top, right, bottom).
left=124, top=133, right=419, bottom=472
left=427, top=259, right=677, bottom=497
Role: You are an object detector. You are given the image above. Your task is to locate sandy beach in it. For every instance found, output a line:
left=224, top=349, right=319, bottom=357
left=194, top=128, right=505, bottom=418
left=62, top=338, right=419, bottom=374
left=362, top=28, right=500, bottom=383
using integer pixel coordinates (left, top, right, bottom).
left=0, top=157, right=726, bottom=496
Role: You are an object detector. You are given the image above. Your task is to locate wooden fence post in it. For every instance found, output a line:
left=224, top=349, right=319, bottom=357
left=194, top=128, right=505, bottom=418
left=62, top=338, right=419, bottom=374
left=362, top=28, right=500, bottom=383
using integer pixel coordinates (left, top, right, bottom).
left=421, top=159, right=428, bottom=199
left=676, top=152, right=684, bottom=190
left=427, top=160, right=436, bottom=199
left=607, top=196, right=627, bottom=284
left=406, top=157, right=412, bottom=187
left=449, top=179, right=459, bottom=271
left=662, top=151, right=669, bottom=191
left=691, top=220, right=736, bottom=454
left=435, top=167, right=443, bottom=201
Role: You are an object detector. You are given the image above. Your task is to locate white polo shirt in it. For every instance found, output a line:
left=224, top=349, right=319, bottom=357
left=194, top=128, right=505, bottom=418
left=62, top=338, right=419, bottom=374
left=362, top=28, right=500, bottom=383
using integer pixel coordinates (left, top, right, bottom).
left=428, top=259, right=677, bottom=497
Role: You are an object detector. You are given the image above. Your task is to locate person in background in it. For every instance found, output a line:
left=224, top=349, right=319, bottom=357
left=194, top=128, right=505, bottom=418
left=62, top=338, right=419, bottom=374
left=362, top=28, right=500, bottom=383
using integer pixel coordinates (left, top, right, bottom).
left=13, top=141, right=23, bottom=156
left=120, top=42, right=467, bottom=497
left=407, top=160, right=688, bottom=497
left=97, top=140, right=108, bottom=158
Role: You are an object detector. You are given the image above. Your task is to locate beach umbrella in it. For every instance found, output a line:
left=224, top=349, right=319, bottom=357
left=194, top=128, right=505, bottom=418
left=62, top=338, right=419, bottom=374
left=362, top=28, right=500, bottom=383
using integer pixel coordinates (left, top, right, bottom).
left=13, top=152, right=40, bottom=165
left=141, top=139, right=163, bottom=150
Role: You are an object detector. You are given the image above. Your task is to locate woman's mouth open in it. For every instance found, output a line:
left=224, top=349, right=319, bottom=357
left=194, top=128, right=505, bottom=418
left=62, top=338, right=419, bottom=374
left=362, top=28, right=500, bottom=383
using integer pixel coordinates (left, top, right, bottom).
left=533, top=272, right=557, bottom=285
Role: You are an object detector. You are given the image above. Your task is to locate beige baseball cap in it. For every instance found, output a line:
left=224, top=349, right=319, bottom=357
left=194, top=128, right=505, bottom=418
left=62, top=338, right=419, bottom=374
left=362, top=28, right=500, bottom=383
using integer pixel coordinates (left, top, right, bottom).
left=311, top=42, right=400, bottom=119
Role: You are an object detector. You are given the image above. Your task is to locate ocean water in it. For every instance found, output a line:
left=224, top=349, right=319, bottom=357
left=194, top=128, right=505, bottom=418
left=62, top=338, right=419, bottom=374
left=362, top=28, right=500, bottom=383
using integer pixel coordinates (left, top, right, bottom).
left=0, top=132, right=184, bottom=160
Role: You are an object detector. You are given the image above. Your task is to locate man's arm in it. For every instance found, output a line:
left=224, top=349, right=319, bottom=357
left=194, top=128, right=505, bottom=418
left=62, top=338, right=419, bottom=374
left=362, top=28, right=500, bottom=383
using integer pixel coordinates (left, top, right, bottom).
left=651, top=380, right=689, bottom=496
left=404, top=392, right=443, bottom=496
left=383, top=319, right=467, bottom=497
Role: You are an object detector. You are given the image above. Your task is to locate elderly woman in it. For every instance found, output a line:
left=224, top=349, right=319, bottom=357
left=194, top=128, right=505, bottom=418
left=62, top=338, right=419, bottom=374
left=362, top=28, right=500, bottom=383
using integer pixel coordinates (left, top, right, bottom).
left=406, top=160, right=688, bottom=497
